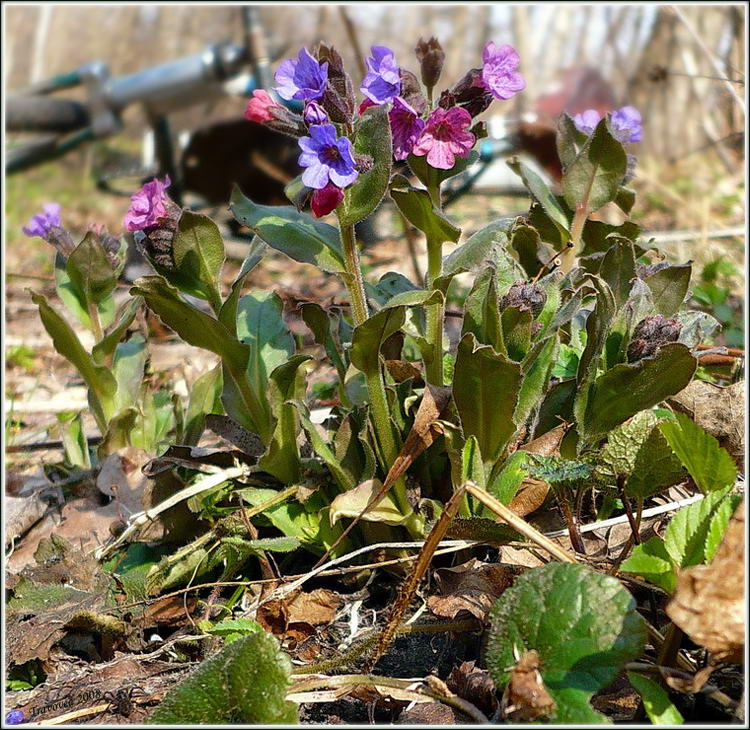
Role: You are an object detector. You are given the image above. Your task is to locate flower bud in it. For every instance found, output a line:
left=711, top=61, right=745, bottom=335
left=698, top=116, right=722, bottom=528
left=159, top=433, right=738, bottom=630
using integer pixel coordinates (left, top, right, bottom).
left=316, top=43, right=355, bottom=123
left=499, top=282, right=548, bottom=318
left=310, top=183, right=344, bottom=218
left=354, top=154, right=374, bottom=174
left=22, top=202, right=77, bottom=258
left=627, top=315, right=682, bottom=362
left=134, top=198, right=183, bottom=271
left=438, top=68, right=494, bottom=118
left=398, top=68, right=427, bottom=115
left=303, top=100, right=329, bottom=125
left=415, top=37, right=445, bottom=92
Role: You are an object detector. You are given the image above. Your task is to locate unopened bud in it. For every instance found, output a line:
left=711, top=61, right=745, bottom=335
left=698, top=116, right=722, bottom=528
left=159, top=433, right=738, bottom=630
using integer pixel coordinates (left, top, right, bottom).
left=499, top=282, right=548, bottom=318
left=354, top=154, right=374, bottom=174
left=438, top=68, right=494, bottom=118
left=415, top=37, right=445, bottom=92
left=627, top=314, right=682, bottom=362
left=134, top=199, right=182, bottom=271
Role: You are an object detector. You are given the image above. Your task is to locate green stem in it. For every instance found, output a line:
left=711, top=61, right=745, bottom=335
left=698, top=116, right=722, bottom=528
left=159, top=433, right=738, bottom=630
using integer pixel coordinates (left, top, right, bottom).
left=425, top=174, right=445, bottom=386
left=207, top=287, right=224, bottom=318
left=339, top=222, right=368, bottom=326
left=87, top=299, right=104, bottom=343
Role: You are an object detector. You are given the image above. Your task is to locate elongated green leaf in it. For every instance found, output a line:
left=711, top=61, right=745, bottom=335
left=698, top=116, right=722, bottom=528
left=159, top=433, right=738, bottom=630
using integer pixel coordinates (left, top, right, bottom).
left=130, top=277, right=248, bottom=371
left=644, top=263, right=692, bottom=317
left=170, top=210, right=225, bottom=303
left=92, top=297, right=142, bottom=365
left=599, top=238, right=636, bottom=309
left=66, top=231, right=118, bottom=308
left=453, top=333, right=522, bottom=465
left=556, top=113, right=587, bottom=169
left=625, top=426, right=686, bottom=499
left=148, top=631, right=298, bottom=724
left=627, top=673, right=684, bottom=725
left=30, top=290, right=116, bottom=426
left=184, top=365, right=223, bottom=446
left=501, top=306, right=533, bottom=361
left=487, top=450, right=529, bottom=505
left=486, top=563, right=646, bottom=724
left=407, top=149, right=479, bottom=188
left=461, top=267, right=503, bottom=353
left=508, top=157, right=570, bottom=233
left=659, top=412, right=737, bottom=494
left=441, top=218, right=517, bottom=280
left=350, top=307, right=406, bottom=376
left=515, top=334, right=558, bottom=427
left=582, top=344, right=697, bottom=442
left=55, top=251, right=115, bottom=331
left=219, top=235, right=267, bottom=335
left=339, top=104, right=392, bottom=227
left=390, top=176, right=461, bottom=245
left=563, top=118, right=627, bottom=214
left=112, top=335, right=147, bottom=411
left=259, top=355, right=310, bottom=484
left=230, top=186, right=346, bottom=274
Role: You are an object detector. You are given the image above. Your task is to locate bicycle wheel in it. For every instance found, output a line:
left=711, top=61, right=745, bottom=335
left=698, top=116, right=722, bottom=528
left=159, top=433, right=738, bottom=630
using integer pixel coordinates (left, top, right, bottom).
left=6, top=95, right=90, bottom=133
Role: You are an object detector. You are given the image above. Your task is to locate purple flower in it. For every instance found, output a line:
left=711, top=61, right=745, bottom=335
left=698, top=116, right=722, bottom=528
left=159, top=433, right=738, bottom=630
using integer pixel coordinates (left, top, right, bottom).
left=389, top=97, right=426, bottom=161
left=574, top=106, right=643, bottom=144
left=611, top=106, right=643, bottom=143
left=481, top=42, right=525, bottom=101
left=6, top=710, right=25, bottom=725
left=360, top=46, right=401, bottom=105
left=298, top=124, right=358, bottom=190
left=22, top=202, right=62, bottom=239
left=303, top=100, right=329, bottom=125
left=123, top=175, right=171, bottom=232
left=572, top=109, right=602, bottom=136
left=412, top=107, right=475, bottom=170
left=274, top=48, right=329, bottom=102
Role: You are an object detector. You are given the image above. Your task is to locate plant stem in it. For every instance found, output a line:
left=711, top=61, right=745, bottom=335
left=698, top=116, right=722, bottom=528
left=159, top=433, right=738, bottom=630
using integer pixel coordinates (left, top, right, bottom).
left=425, top=174, right=445, bottom=386
left=560, top=202, right=589, bottom=274
left=338, top=218, right=416, bottom=529
left=87, top=299, right=104, bottom=343
left=339, top=222, right=369, bottom=326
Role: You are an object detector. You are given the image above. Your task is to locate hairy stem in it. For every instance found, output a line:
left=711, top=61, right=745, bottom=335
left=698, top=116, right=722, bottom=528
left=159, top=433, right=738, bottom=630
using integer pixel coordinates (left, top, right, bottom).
left=425, top=174, right=445, bottom=386
left=339, top=222, right=368, bottom=326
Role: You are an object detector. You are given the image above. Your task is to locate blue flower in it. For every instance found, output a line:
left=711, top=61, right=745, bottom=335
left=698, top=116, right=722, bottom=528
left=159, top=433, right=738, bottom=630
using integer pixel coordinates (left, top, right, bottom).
left=6, top=710, right=26, bottom=725
left=274, top=48, right=329, bottom=102
left=298, top=124, right=358, bottom=190
left=303, top=100, right=329, bottom=125
left=22, top=202, right=62, bottom=239
left=611, top=106, right=643, bottom=143
left=360, top=46, right=401, bottom=105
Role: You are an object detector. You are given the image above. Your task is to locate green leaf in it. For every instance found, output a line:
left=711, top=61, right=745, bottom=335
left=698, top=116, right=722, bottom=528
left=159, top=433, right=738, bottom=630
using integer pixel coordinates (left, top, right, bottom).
left=329, top=479, right=409, bottom=526
left=99, top=407, right=138, bottom=455
left=582, top=344, right=697, bottom=443
left=66, top=231, right=118, bottom=307
left=486, top=450, right=529, bottom=505
left=461, top=266, right=503, bottom=354
left=230, top=186, right=346, bottom=274
left=148, top=631, right=298, bottom=724
left=664, top=486, right=739, bottom=569
left=659, top=412, right=737, bottom=493
left=390, top=175, right=461, bottom=246
left=627, top=672, right=684, bottom=725
left=339, top=104, right=392, bottom=227
left=556, top=113, right=587, bottom=169
left=453, top=333, right=522, bottom=466
left=599, top=238, right=636, bottom=309
left=407, top=149, right=479, bottom=188
left=501, top=306, right=533, bottom=362
left=626, top=426, right=686, bottom=499
left=92, top=297, right=142, bottom=365
left=440, top=218, right=517, bottom=282
left=205, top=617, right=264, bottom=644
left=169, top=210, right=225, bottom=304
left=130, top=277, right=248, bottom=372
left=55, top=251, right=115, bottom=332
left=486, top=563, right=646, bottom=724
left=57, top=412, right=91, bottom=469
left=218, top=236, right=267, bottom=335
left=30, top=290, right=116, bottom=427
left=508, top=157, right=570, bottom=233
left=644, top=263, right=692, bottom=317
left=258, top=355, right=310, bottom=484
left=509, top=223, right=551, bottom=279
left=614, top=186, right=636, bottom=215
left=183, top=365, right=223, bottom=446
left=563, top=118, right=628, bottom=214
left=597, top=410, right=660, bottom=480
left=112, top=335, right=147, bottom=411
left=620, top=536, right=677, bottom=594
left=350, top=307, right=406, bottom=377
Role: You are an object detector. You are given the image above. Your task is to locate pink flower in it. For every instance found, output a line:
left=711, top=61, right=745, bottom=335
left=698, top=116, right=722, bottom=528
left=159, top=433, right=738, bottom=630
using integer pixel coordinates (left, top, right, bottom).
left=245, top=90, right=280, bottom=124
left=481, top=42, right=525, bottom=101
left=123, top=175, right=171, bottom=232
left=310, top=183, right=345, bottom=218
left=389, top=97, right=425, bottom=161
left=411, top=107, right=475, bottom=170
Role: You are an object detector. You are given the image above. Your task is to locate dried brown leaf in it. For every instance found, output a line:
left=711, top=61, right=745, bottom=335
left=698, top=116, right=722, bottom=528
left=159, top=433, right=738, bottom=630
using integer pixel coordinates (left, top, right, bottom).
left=286, top=588, right=343, bottom=626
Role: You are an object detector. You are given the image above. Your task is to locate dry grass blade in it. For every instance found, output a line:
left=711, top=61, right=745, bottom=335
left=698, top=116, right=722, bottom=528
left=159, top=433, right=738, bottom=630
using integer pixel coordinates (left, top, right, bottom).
left=364, top=483, right=467, bottom=672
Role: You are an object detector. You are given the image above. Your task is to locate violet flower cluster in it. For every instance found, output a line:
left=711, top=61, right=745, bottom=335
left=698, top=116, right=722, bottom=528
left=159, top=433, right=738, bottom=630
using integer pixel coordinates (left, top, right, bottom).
left=242, top=39, right=526, bottom=218
left=573, top=106, right=643, bottom=144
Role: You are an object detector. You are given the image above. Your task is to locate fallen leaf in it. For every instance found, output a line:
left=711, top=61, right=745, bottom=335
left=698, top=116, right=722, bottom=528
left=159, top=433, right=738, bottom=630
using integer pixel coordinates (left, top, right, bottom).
left=286, top=588, right=343, bottom=626
left=666, top=499, right=744, bottom=662
left=5, top=493, right=49, bottom=547
left=667, top=380, right=744, bottom=470
left=501, top=649, right=557, bottom=721
left=447, top=660, right=499, bottom=717
left=397, top=703, right=462, bottom=724
left=96, top=447, right=149, bottom=517
left=427, top=558, right=516, bottom=621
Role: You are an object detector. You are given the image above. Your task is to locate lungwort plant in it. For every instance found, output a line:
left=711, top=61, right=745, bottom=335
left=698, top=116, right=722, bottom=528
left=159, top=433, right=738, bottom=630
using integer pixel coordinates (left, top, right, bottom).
left=25, top=39, right=723, bottom=599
